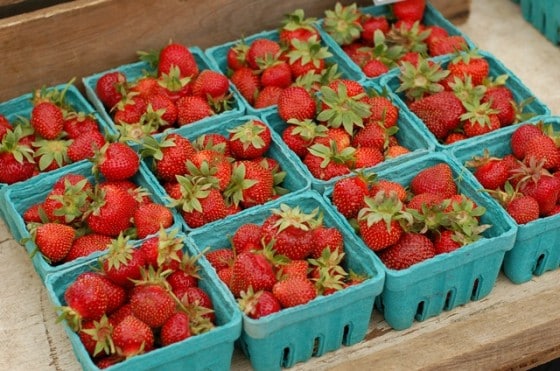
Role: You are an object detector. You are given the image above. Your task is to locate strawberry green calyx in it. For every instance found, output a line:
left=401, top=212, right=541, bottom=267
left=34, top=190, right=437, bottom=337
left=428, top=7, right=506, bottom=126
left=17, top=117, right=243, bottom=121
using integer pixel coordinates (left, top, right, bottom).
left=186, top=159, right=222, bottom=190
left=323, top=2, right=363, bottom=46
left=32, top=138, right=72, bottom=170
left=281, top=9, right=317, bottom=32
left=308, top=141, right=356, bottom=168
left=317, top=83, right=371, bottom=135
left=49, top=178, right=91, bottom=224
left=32, top=78, right=75, bottom=109
left=386, top=21, right=429, bottom=56
left=358, top=191, right=412, bottom=231
left=168, top=175, right=213, bottom=213
left=450, top=75, right=487, bottom=103
left=81, top=315, right=116, bottom=357
left=396, top=58, right=449, bottom=101
left=460, top=99, right=500, bottom=127
left=102, top=233, right=135, bottom=272
left=228, top=119, right=268, bottom=151
left=369, top=29, right=406, bottom=68
left=158, top=65, right=192, bottom=93
left=286, top=36, right=333, bottom=68
left=286, top=118, right=327, bottom=142
left=445, top=195, right=490, bottom=241
left=0, top=125, right=35, bottom=163
left=270, top=204, right=320, bottom=233
left=154, top=227, right=185, bottom=268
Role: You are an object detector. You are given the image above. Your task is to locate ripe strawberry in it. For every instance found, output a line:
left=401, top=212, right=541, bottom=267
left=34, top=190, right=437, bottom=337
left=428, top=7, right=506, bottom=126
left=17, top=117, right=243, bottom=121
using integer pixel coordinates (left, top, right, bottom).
left=102, top=236, right=146, bottom=288
left=406, top=192, right=445, bottom=210
left=378, top=232, right=436, bottom=270
left=310, top=226, right=344, bottom=258
left=428, top=35, right=468, bottom=56
left=410, top=163, right=457, bottom=198
left=408, top=91, right=465, bottom=140
left=63, top=273, right=109, bottom=327
left=392, top=0, right=426, bottom=23
left=281, top=119, right=326, bottom=158
left=365, top=96, right=399, bottom=128
left=357, top=192, right=405, bottom=251
left=133, top=202, right=174, bottom=239
left=229, top=251, right=277, bottom=297
left=64, top=234, right=112, bottom=262
left=523, top=134, right=560, bottom=170
left=227, top=41, right=249, bottom=70
left=238, top=288, right=281, bottom=319
left=130, top=284, right=176, bottom=328
left=94, top=142, right=140, bottom=181
left=188, top=148, right=232, bottom=191
left=277, top=86, right=317, bottom=122
left=482, top=85, right=517, bottom=126
left=254, top=86, right=284, bottom=109
left=510, top=124, right=543, bottom=160
left=260, top=61, right=293, bottom=88
left=303, top=145, right=352, bottom=181
left=286, top=36, right=330, bottom=78
left=112, top=315, right=154, bottom=357
left=78, top=316, right=113, bottom=358
left=225, top=160, right=274, bottom=208
left=363, top=59, right=389, bottom=78
left=144, top=133, right=196, bottom=183
left=360, top=14, right=390, bottom=44
left=471, top=157, right=511, bottom=190
left=279, top=9, right=320, bottom=46
left=354, top=146, right=384, bottom=169
left=0, top=141, right=36, bottom=184
left=205, top=248, right=235, bottom=271
left=96, top=71, right=127, bottom=109
left=322, top=2, right=363, bottom=46
left=67, top=130, right=107, bottom=163
left=176, top=95, right=213, bottom=125
left=30, top=101, right=64, bottom=140
left=262, top=211, right=315, bottom=260
left=506, top=194, right=540, bottom=224
left=143, top=93, right=178, bottom=128
left=86, top=184, right=137, bottom=237
left=179, top=185, right=229, bottom=228
left=113, top=96, right=147, bottom=125
left=272, top=276, right=317, bottom=308
left=130, top=76, right=165, bottom=99
left=246, top=38, right=282, bottom=70
left=33, top=223, right=75, bottom=264
left=230, top=67, right=261, bottom=106
left=228, top=120, right=272, bottom=160
left=447, top=51, right=489, bottom=86
left=370, top=179, right=408, bottom=202
left=231, top=223, right=263, bottom=254
left=160, top=311, right=191, bottom=346
left=64, top=114, right=100, bottom=139
left=386, top=144, right=410, bottom=158
left=192, top=70, right=230, bottom=100
left=519, top=174, right=560, bottom=216
left=158, top=42, right=199, bottom=78
left=433, top=229, right=462, bottom=254
left=425, top=25, right=449, bottom=47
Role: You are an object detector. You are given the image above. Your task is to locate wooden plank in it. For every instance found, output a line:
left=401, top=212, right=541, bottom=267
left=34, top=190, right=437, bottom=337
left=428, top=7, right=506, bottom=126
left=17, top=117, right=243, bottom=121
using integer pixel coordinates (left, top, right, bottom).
left=431, top=0, right=471, bottom=24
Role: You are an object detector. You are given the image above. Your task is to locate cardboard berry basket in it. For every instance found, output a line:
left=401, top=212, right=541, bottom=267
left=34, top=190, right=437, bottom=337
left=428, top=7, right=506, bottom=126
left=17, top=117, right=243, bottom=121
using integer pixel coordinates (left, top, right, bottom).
left=323, top=151, right=518, bottom=330
left=380, top=49, right=551, bottom=152
left=262, top=81, right=435, bottom=194
left=0, top=160, right=181, bottom=283
left=204, top=28, right=364, bottom=117
left=0, top=82, right=113, bottom=190
left=149, top=114, right=311, bottom=233
left=187, top=190, right=385, bottom=371
left=316, top=2, right=476, bottom=84
left=44, top=231, right=242, bottom=371
left=82, top=46, right=246, bottom=146
left=516, top=0, right=560, bottom=44
left=450, top=115, right=560, bottom=284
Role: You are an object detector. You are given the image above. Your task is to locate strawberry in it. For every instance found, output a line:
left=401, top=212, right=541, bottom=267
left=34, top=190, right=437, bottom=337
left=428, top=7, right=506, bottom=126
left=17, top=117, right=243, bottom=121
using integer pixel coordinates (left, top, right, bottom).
left=246, top=38, right=282, bottom=70
left=285, top=36, right=330, bottom=78
left=30, top=101, right=64, bottom=140
left=510, top=124, right=543, bottom=160
left=230, top=67, right=261, bottom=106
left=205, top=248, right=235, bottom=271
left=63, top=114, right=100, bottom=139
left=67, top=130, right=107, bottom=163
left=33, top=223, right=75, bottom=264
left=260, top=60, right=292, bottom=89
left=62, top=273, right=109, bottom=330
left=523, top=134, right=560, bottom=171
left=0, top=128, right=37, bottom=184
left=64, top=234, right=112, bottom=262
left=254, top=86, right=284, bottom=109
left=113, top=96, right=147, bottom=125
left=322, top=2, right=363, bottom=46
left=433, top=230, right=462, bottom=254
left=102, top=236, right=146, bottom=288
left=272, top=276, right=317, bottom=308
left=410, top=163, right=457, bottom=198
left=96, top=71, right=127, bottom=109
left=277, top=86, right=317, bottom=122
left=447, top=50, right=489, bottom=86
left=129, top=76, right=165, bottom=99
left=160, top=311, right=191, bottom=346
left=130, top=283, right=176, bottom=328
left=143, top=93, right=178, bottom=129
left=237, top=288, right=281, bottom=319
left=362, top=58, right=389, bottom=78
left=408, top=91, right=465, bottom=140
left=392, top=0, right=426, bottom=23
left=365, top=95, right=399, bottom=128
left=370, top=179, right=408, bottom=202
left=428, top=35, right=468, bottom=56
left=406, top=192, right=445, bottom=210
left=352, top=121, right=388, bottom=152
left=94, top=142, right=140, bottom=181
left=331, top=174, right=370, bottom=218
left=0, top=114, right=11, bottom=140
left=229, top=251, right=277, bottom=297
left=228, top=120, right=272, bottom=160
left=86, top=184, right=137, bottom=237
left=78, top=316, right=113, bottom=358
left=425, top=25, right=449, bottom=47
left=227, top=41, right=249, bottom=70
left=191, top=69, right=230, bottom=100
left=470, top=155, right=511, bottom=190
left=519, top=174, right=560, bottom=216
left=188, top=148, right=232, bottom=191
left=158, top=42, right=199, bottom=78
left=225, top=160, right=274, bottom=208
left=482, top=85, right=517, bottom=126
left=231, top=223, right=263, bottom=254
left=386, top=144, right=410, bottom=158
left=176, top=95, right=213, bottom=125
left=360, top=14, right=390, bottom=44
left=143, top=133, right=196, bottom=183
left=112, top=315, right=154, bottom=357
left=180, top=286, right=216, bottom=323
left=133, top=202, right=174, bottom=239
left=279, top=9, right=320, bottom=46
left=303, top=143, right=353, bottom=180
left=310, top=226, right=344, bottom=259
left=378, top=232, right=436, bottom=270
left=281, top=119, right=326, bottom=158
left=354, top=146, right=384, bottom=169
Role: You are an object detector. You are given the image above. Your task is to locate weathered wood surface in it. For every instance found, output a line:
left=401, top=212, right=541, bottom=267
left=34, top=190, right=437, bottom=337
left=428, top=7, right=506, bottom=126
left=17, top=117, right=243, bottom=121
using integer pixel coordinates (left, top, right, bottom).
left=0, top=0, right=469, bottom=103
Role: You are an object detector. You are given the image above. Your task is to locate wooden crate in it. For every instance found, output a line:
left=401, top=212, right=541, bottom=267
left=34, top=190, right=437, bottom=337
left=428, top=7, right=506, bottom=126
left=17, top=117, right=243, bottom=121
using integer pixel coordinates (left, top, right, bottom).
left=0, top=0, right=470, bottom=102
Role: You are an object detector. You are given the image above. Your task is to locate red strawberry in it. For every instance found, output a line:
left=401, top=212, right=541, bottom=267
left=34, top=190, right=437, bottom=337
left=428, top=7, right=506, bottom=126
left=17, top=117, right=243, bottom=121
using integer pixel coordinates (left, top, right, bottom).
left=370, top=179, right=408, bottom=202
left=523, top=134, right=560, bottom=171
left=408, top=91, right=465, bottom=140
left=279, top=9, right=320, bottom=46
left=254, top=86, right=284, bottom=109
left=246, top=38, right=282, bottom=70
left=354, top=146, right=384, bottom=169
left=229, top=251, right=277, bottom=297
left=506, top=194, right=540, bottom=224
left=433, top=230, right=463, bottom=254
left=86, top=184, right=137, bottom=237
left=392, top=0, right=426, bottom=23
left=378, top=232, right=436, bottom=270
left=144, top=93, right=178, bottom=128
left=519, top=174, right=560, bottom=216
left=64, top=114, right=100, bottom=139
left=205, top=248, right=235, bottom=271
left=281, top=119, right=326, bottom=158
left=130, top=284, right=176, bottom=328
left=238, top=288, right=281, bottom=319
left=113, top=96, right=147, bottom=125
left=510, top=124, right=543, bottom=160
left=363, top=59, right=389, bottom=78
left=227, top=41, right=249, bottom=70
left=96, top=71, right=126, bottom=109
left=482, top=85, right=517, bottom=126
left=272, top=276, right=317, bottom=308
left=30, top=101, right=64, bottom=140
left=285, top=36, right=330, bottom=77
left=260, top=61, right=293, bottom=88
left=176, top=95, right=213, bottom=125
left=133, top=202, right=174, bottom=239
left=192, top=69, right=230, bottom=100
left=357, top=192, right=405, bottom=251
left=62, top=273, right=109, bottom=333
left=230, top=67, right=261, bottom=106
left=225, top=160, right=274, bottom=208
left=428, top=35, right=468, bottom=56
left=130, top=76, right=166, bottom=99
left=145, top=133, right=196, bottom=183
left=33, top=223, right=75, bottom=264
left=360, top=15, right=390, bottom=44
left=228, top=120, right=272, bottom=160
left=102, top=237, right=146, bottom=288
left=78, top=316, right=113, bottom=358
left=406, top=192, right=445, bottom=210
left=180, top=286, right=216, bottom=322
left=158, top=42, right=199, bottom=78
left=410, top=163, right=457, bottom=198
left=231, top=223, right=263, bottom=254
left=112, top=315, right=154, bottom=357
left=471, top=156, right=511, bottom=190
left=160, top=311, right=191, bottom=346
left=64, top=234, right=112, bottom=262
left=277, top=86, right=316, bottom=122
left=67, top=130, right=107, bottom=163
left=310, top=226, right=344, bottom=258
left=179, top=186, right=229, bottom=228
left=447, top=51, right=489, bottom=86
left=188, top=148, right=232, bottom=191
left=94, top=142, right=140, bottom=181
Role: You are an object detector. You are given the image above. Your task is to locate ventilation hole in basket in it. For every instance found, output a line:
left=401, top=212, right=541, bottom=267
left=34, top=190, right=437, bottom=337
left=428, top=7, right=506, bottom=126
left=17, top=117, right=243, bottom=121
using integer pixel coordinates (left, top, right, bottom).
left=312, top=336, right=322, bottom=357
left=281, top=347, right=291, bottom=368
left=443, top=290, right=455, bottom=311
left=342, top=324, right=351, bottom=345
left=415, top=300, right=426, bottom=320
left=471, top=277, right=481, bottom=300
left=533, top=253, right=547, bottom=275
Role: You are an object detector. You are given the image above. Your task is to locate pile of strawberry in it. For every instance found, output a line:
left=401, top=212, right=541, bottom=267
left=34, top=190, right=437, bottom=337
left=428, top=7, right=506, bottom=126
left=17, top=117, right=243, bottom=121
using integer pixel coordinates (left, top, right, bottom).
left=23, top=142, right=174, bottom=265
left=396, top=50, right=534, bottom=145
left=331, top=163, right=490, bottom=270
left=225, top=9, right=342, bottom=109
left=141, top=118, right=288, bottom=229
left=203, top=204, right=368, bottom=319
left=0, top=84, right=107, bottom=185
left=276, top=78, right=411, bottom=181
left=58, top=228, right=217, bottom=369
left=95, top=41, right=233, bottom=142
left=321, top=0, right=469, bottom=78
left=465, top=122, right=560, bottom=225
